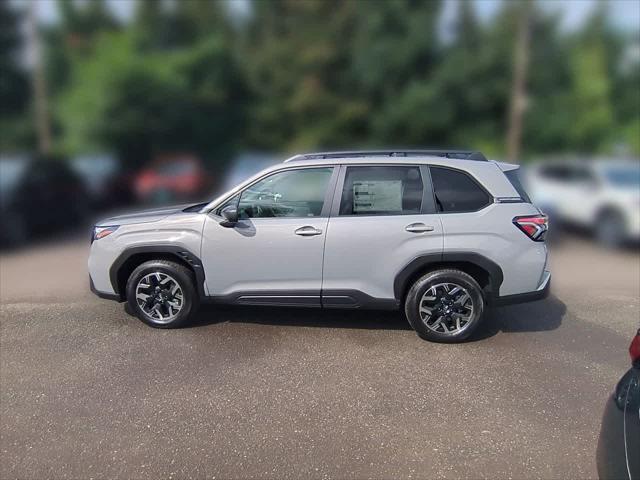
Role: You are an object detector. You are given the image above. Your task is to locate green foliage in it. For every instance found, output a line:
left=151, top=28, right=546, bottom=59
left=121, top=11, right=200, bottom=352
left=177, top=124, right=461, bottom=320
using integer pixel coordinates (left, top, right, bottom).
left=57, top=29, right=246, bottom=168
left=3, top=0, right=639, bottom=162
left=0, top=2, right=33, bottom=151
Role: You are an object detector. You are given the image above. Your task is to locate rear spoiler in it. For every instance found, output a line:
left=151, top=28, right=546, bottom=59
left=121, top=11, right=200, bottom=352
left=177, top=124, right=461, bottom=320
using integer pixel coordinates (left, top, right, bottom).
left=491, top=160, right=520, bottom=172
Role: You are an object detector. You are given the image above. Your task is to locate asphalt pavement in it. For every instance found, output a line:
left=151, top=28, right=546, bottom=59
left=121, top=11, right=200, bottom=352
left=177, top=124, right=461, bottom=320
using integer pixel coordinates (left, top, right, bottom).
left=1, top=235, right=638, bottom=479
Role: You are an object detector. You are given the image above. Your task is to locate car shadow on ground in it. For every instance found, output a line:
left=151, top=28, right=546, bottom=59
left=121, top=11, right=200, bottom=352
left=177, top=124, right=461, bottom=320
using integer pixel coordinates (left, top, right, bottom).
left=186, top=295, right=566, bottom=341
left=190, top=304, right=412, bottom=331
left=472, top=294, right=566, bottom=341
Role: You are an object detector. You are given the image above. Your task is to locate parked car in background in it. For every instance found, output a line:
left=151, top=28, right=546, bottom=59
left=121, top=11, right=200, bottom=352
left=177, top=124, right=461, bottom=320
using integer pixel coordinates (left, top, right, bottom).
left=525, top=160, right=640, bottom=247
left=70, top=154, right=134, bottom=209
left=89, top=149, right=550, bottom=342
left=0, top=155, right=89, bottom=247
left=597, top=329, right=640, bottom=480
left=134, top=154, right=212, bottom=205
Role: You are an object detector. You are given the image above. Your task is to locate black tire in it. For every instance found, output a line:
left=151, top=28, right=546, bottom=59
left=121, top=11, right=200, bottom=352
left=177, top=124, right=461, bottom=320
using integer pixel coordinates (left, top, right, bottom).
left=404, top=269, right=484, bottom=343
left=2, top=213, right=28, bottom=248
left=125, top=259, right=200, bottom=328
left=596, top=209, right=627, bottom=249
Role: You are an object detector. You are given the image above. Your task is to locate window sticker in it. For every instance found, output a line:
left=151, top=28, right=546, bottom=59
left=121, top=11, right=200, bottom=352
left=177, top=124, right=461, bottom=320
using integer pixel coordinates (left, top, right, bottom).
left=353, top=180, right=403, bottom=213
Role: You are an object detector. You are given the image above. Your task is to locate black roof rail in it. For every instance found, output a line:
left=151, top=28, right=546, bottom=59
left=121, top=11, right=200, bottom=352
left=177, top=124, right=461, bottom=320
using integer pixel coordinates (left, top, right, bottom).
left=284, top=149, right=487, bottom=163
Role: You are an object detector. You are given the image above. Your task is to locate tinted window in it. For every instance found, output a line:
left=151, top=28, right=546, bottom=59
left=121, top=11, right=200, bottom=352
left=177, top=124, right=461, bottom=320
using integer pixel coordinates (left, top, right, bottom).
left=604, top=166, right=640, bottom=187
left=505, top=169, right=531, bottom=203
left=238, top=167, right=333, bottom=218
left=539, top=165, right=594, bottom=183
left=339, top=166, right=423, bottom=216
left=538, top=165, right=570, bottom=181
left=430, top=167, right=491, bottom=213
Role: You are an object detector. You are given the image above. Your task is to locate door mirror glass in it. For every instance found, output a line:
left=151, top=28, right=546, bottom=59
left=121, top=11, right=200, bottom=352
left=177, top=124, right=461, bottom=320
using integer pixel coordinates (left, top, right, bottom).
left=220, top=205, right=239, bottom=226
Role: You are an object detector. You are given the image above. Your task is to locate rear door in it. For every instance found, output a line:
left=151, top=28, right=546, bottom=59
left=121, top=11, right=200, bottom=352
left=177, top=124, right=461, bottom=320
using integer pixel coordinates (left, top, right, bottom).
left=321, top=164, right=443, bottom=306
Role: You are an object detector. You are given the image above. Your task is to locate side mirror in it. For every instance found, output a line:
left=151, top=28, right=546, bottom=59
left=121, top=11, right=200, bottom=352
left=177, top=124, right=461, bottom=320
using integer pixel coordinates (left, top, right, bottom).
left=219, top=205, right=239, bottom=227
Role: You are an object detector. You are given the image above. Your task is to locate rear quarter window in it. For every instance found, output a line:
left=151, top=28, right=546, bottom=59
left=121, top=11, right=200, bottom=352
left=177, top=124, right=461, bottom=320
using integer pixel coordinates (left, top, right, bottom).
left=505, top=169, right=531, bottom=203
left=430, top=166, right=491, bottom=213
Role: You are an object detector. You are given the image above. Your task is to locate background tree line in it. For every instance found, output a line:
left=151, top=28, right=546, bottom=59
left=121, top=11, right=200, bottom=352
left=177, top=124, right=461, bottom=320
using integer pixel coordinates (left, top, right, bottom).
left=1, top=0, right=638, bottom=171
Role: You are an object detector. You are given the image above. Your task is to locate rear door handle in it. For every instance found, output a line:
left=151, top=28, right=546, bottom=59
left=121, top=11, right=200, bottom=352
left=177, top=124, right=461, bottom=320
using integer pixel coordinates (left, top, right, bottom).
left=405, top=223, right=434, bottom=233
left=295, top=226, right=323, bottom=236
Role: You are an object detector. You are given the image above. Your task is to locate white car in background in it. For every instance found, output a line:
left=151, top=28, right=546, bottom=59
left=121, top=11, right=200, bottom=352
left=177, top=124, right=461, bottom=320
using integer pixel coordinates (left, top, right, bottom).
left=526, top=161, right=640, bottom=247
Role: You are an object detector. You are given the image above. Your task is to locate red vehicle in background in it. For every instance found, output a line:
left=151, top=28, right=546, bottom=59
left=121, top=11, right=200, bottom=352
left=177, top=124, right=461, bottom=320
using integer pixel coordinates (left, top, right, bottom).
left=134, top=154, right=212, bottom=204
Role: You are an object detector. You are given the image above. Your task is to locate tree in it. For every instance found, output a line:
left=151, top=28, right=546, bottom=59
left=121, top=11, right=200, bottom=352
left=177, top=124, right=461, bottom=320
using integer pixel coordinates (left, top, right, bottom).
left=243, top=0, right=368, bottom=150
left=0, top=2, right=33, bottom=151
left=372, top=0, right=504, bottom=152
left=567, top=4, right=614, bottom=153
left=134, top=0, right=228, bottom=51
left=243, top=0, right=443, bottom=151
left=57, top=28, right=246, bottom=168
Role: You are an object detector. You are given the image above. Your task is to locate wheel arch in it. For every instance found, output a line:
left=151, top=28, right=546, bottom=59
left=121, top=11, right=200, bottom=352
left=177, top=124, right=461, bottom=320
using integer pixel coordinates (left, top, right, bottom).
left=109, top=245, right=206, bottom=301
left=595, top=204, right=627, bottom=224
left=394, top=253, right=504, bottom=304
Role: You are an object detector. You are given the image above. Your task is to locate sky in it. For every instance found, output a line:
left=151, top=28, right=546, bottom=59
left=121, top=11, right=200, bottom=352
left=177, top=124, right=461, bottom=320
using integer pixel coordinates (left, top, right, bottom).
left=27, top=0, right=640, bottom=33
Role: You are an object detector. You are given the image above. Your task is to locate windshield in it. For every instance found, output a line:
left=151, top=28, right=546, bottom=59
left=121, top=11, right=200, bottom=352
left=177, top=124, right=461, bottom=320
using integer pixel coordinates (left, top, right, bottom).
left=603, top=166, right=640, bottom=187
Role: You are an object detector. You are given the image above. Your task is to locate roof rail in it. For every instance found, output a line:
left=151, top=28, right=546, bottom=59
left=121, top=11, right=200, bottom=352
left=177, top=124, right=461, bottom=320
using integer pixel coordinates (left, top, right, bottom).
left=284, top=149, right=487, bottom=163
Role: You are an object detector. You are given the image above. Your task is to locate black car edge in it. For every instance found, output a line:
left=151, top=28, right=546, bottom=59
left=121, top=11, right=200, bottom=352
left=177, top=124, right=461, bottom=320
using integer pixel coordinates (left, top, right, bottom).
left=597, top=329, right=640, bottom=480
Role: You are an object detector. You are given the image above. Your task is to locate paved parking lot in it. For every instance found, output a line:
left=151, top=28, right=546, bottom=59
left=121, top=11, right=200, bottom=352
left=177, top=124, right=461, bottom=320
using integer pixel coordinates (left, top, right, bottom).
left=1, top=235, right=638, bottom=479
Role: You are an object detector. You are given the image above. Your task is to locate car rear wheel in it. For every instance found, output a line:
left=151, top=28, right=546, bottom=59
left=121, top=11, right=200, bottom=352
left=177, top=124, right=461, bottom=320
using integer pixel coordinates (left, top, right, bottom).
left=596, top=209, right=627, bottom=248
left=125, top=260, right=199, bottom=328
left=405, top=269, right=484, bottom=343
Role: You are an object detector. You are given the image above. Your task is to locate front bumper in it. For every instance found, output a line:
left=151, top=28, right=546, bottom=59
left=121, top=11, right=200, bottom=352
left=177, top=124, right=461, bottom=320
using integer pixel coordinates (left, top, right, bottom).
left=491, top=270, right=551, bottom=306
left=89, top=276, right=122, bottom=302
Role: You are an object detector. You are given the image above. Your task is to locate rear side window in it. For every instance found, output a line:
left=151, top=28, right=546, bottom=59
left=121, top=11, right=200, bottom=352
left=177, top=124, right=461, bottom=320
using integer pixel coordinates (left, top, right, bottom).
left=430, top=167, right=491, bottom=213
left=339, top=166, right=424, bottom=216
left=505, top=169, right=531, bottom=203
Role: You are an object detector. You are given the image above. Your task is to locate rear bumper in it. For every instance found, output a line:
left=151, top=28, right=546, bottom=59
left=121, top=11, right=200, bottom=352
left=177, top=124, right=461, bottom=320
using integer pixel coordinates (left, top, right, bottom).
left=492, top=270, right=550, bottom=306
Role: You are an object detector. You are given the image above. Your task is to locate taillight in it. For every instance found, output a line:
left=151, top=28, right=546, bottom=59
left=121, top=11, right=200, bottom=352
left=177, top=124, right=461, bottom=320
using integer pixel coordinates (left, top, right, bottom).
left=630, top=330, right=640, bottom=367
left=513, top=215, right=548, bottom=241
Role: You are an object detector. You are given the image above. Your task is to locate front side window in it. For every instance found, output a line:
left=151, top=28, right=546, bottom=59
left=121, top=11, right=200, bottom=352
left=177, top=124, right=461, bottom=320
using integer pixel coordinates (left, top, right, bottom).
left=430, top=166, right=491, bottom=213
left=339, top=166, right=424, bottom=216
left=237, top=167, right=333, bottom=218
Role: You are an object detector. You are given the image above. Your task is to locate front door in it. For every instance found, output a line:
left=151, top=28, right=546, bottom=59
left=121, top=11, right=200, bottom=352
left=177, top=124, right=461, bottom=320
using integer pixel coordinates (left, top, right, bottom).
left=201, top=166, right=337, bottom=306
left=322, top=164, right=443, bottom=306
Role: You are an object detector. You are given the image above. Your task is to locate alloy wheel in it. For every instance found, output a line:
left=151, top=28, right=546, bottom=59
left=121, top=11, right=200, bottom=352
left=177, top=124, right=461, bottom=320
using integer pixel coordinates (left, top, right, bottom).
left=419, top=282, right=474, bottom=335
left=135, top=272, right=184, bottom=324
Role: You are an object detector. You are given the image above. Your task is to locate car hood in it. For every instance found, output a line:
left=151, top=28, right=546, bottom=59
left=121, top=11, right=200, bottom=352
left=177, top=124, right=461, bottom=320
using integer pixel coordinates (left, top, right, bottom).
left=96, top=204, right=194, bottom=226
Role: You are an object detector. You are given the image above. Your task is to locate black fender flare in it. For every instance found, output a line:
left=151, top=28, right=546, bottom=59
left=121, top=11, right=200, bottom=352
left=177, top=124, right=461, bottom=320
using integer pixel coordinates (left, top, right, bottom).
left=109, top=245, right=206, bottom=300
left=393, top=252, right=504, bottom=302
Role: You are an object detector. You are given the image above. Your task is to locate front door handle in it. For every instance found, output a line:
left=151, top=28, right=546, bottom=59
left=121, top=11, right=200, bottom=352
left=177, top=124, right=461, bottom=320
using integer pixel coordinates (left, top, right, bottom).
left=405, top=223, right=434, bottom=233
left=295, top=226, right=323, bottom=236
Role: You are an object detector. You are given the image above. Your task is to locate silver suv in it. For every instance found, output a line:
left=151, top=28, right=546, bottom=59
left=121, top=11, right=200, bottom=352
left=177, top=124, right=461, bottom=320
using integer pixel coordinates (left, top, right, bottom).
left=88, top=150, right=550, bottom=342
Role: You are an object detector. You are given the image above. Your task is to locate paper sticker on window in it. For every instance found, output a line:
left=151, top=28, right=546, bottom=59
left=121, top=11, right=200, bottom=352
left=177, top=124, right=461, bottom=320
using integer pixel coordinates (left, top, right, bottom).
left=353, top=180, right=402, bottom=213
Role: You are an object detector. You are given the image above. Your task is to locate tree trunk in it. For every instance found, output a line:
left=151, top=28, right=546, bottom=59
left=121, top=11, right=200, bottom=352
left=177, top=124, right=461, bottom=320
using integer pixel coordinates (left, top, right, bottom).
left=27, top=0, right=52, bottom=155
left=506, top=0, right=532, bottom=163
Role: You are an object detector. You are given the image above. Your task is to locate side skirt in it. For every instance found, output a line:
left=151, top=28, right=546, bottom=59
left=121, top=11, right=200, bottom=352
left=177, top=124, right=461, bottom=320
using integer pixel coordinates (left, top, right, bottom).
left=203, top=289, right=399, bottom=310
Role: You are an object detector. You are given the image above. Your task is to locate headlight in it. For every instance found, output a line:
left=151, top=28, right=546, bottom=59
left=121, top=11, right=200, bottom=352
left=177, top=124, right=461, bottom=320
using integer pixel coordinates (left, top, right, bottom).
left=92, top=225, right=119, bottom=242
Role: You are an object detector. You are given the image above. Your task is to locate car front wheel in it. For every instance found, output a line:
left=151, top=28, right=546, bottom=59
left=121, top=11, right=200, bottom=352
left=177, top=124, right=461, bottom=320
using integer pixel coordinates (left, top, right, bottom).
left=125, top=259, right=199, bottom=328
left=405, top=269, right=484, bottom=343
